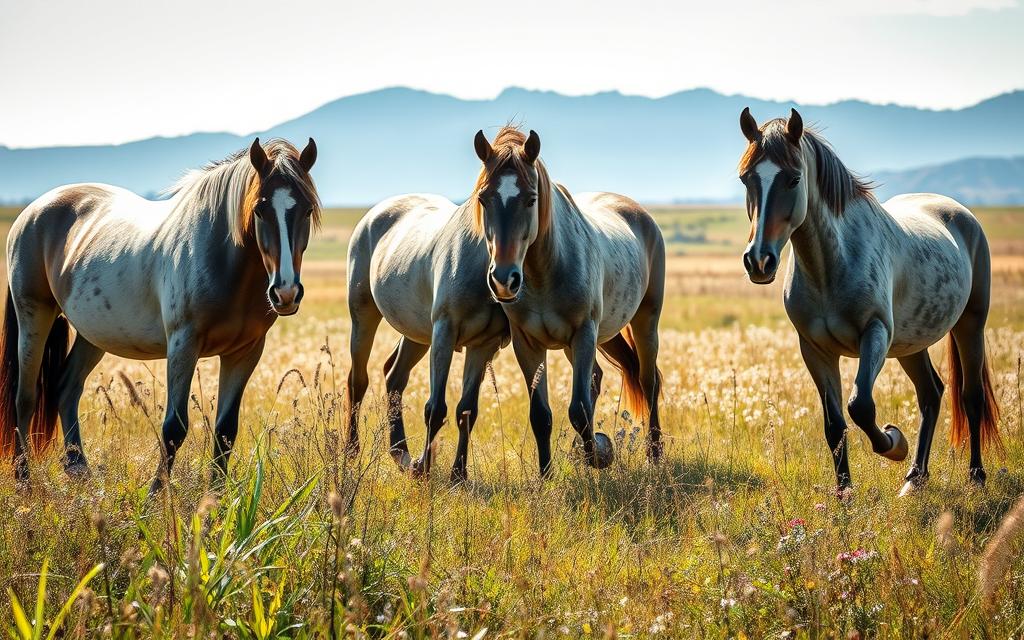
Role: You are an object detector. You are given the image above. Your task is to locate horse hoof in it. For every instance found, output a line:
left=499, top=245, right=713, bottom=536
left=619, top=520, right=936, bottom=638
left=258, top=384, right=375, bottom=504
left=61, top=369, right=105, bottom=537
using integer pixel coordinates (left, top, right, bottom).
left=880, top=425, right=908, bottom=462
left=969, top=467, right=987, bottom=488
left=65, top=462, right=91, bottom=480
left=391, top=449, right=412, bottom=471
left=593, top=432, right=614, bottom=469
left=411, top=458, right=429, bottom=479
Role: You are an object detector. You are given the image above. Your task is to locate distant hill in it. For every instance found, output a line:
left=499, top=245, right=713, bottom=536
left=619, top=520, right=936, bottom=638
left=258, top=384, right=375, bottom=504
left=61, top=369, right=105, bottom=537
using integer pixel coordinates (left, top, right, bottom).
left=1, top=87, right=1023, bottom=205
left=873, top=156, right=1024, bottom=205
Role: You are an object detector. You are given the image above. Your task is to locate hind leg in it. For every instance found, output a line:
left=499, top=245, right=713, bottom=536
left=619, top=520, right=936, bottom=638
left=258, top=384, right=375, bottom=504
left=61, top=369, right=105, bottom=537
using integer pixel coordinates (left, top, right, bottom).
left=629, top=304, right=663, bottom=462
left=451, top=341, right=499, bottom=483
left=345, top=305, right=382, bottom=456
left=384, top=337, right=428, bottom=468
left=57, top=335, right=105, bottom=476
left=951, top=318, right=993, bottom=487
left=896, top=350, right=944, bottom=496
left=11, top=299, right=60, bottom=482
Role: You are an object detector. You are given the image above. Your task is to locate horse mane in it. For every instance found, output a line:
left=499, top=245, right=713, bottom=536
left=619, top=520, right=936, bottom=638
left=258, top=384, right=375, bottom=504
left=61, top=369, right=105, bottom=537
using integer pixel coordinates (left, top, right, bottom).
left=471, top=125, right=552, bottom=237
left=165, top=139, right=321, bottom=245
left=738, top=119, right=874, bottom=215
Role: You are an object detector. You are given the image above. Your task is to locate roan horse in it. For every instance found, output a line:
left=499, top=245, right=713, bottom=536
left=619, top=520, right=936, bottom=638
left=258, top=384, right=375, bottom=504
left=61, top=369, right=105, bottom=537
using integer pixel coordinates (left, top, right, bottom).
left=738, top=108, right=1000, bottom=496
left=0, top=138, right=320, bottom=492
left=345, top=194, right=510, bottom=482
left=472, top=126, right=665, bottom=473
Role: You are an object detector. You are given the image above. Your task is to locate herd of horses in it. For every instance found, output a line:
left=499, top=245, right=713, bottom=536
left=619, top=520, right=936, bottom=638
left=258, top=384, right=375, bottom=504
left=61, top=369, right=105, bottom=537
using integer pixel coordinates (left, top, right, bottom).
left=0, top=109, right=1001, bottom=498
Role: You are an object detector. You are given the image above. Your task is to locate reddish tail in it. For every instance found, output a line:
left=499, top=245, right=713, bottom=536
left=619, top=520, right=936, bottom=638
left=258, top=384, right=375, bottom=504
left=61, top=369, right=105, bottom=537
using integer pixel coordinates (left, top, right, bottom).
left=602, top=325, right=661, bottom=422
left=947, top=333, right=1001, bottom=451
left=0, top=289, right=68, bottom=458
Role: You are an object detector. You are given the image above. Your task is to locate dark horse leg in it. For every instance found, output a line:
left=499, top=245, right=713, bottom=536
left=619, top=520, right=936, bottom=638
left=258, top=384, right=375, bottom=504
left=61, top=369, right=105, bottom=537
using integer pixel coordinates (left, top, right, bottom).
left=896, top=349, right=944, bottom=496
left=149, top=332, right=199, bottom=495
left=345, top=302, right=382, bottom=457
left=451, top=341, right=500, bottom=483
left=211, top=337, right=266, bottom=480
left=567, top=321, right=612, bottom=469
left=629, top=303, right=663, bottom=462
left=383, top=337, right=428, bottom=468
left=799, top=337, right=852, bottom=492
left=412, top=321, right=455, bottom=477
left=951, top=302, right=998, bottom=486
left=514, top=335, right=552, bottom=476
left=847, top=318, right=909, bottom=462
left=56, top=335, right=105, bottom=476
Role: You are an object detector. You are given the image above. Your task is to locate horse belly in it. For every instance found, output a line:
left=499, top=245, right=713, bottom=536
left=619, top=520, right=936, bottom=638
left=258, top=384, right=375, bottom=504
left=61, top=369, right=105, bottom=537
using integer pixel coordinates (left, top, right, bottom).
left=596, top=244, right=647, bottom=342
left=370, top=261, right=434, bottom=343
left=61, top=266, right=166, bottom=359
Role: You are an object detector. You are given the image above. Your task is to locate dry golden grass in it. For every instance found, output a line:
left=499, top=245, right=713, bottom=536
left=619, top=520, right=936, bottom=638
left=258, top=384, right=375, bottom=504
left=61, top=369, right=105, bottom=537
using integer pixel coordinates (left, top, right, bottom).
left=0, top=207, right=1023, bottom=638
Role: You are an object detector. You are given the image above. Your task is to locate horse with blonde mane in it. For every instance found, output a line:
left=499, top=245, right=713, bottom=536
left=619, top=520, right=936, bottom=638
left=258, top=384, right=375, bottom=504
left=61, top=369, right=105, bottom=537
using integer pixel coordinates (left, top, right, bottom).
left=738, top=108, right=1000, bottom=496
left=472, top=126, right=665, bottom=473
left=0, top=138, right=320, bottom=492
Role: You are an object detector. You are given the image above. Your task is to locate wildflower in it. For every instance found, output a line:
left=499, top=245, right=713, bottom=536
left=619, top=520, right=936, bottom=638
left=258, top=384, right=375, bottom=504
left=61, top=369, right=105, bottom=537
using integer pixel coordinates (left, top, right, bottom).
left=814, top=503, right=826, bottom=512
left=837, top=549, right=878, bottom=564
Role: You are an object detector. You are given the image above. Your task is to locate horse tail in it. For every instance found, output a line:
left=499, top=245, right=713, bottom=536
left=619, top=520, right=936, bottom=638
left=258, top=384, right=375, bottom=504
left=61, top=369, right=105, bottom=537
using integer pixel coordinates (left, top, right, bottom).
left=0, top=289, right=68, bottom=458
left=947, top=333, right=1001, bottom=451
left=602, top=325, right=660, bottom=423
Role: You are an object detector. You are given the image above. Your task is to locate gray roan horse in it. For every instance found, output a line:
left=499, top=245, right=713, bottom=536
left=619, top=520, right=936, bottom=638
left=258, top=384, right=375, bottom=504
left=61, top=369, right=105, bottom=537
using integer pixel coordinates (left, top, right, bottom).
left=738, top=108, right=1000, bottom=496
left=473, top=126, right=665, bottom=473
left=0, top=138, right=320, bottom=492
left=345, top=195, right=510, bottom=482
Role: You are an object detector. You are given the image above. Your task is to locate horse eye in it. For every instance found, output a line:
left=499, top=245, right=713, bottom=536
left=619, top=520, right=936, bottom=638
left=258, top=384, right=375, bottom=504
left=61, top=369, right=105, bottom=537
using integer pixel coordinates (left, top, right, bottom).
left=253, top=200, right=268, bottom=219
left=526, top=197, right=537, bottom=208
left=788, top=175, right=802, bottom=188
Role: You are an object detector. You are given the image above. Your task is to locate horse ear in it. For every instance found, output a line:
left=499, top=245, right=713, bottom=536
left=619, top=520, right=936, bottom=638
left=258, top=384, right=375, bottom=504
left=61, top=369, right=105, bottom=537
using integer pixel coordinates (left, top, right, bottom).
left=786, top=108, right=804, bottom=146
left=524, top=130, right=541, bottom=164
left=299, top=137, right=317, bottom=172
left=250, top=138, right=269, bottom=176
left=474, top=130, right=492, bottom=163
left=740, top=107, right=760, bottom=143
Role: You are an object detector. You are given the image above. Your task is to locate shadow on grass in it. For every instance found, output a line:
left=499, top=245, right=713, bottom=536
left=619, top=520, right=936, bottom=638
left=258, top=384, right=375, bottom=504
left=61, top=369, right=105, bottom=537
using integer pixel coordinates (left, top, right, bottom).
left=460, top=451, right=764, bottom=534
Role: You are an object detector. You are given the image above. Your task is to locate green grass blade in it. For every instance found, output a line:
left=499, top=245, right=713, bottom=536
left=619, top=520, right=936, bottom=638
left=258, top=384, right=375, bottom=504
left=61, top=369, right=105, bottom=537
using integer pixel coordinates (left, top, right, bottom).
left=45, top=563, right=104, bottom=640
left=32, top=559, right=48, bottom=640
left=6, top=588, right=32, bottom=640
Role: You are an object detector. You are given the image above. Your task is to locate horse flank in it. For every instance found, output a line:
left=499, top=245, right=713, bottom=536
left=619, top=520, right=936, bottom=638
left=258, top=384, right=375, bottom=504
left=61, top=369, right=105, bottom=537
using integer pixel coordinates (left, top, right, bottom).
left=164, top=139, right=322, bottom=246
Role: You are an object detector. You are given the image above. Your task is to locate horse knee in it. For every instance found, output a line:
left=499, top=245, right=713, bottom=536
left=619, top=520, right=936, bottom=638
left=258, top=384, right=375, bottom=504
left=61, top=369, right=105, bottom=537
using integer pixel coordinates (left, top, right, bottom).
left=847, top=391, right=875, bottom=428
left=455, top=399, right=478, bottom=432
left=161, top=415, right=188, bottom=453
left=423, top=399, right=447, bottom=431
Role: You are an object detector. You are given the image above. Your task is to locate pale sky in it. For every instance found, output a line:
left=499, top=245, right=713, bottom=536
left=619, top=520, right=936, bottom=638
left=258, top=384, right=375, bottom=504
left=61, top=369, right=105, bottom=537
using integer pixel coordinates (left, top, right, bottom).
left=1, top=0, right=1022, bottom=148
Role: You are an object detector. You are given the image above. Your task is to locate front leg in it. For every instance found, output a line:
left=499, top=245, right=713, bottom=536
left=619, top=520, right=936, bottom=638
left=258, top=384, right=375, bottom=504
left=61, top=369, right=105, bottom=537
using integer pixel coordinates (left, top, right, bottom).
left=847, top=318, right=908, bottom=461
left=568, top=321, right=613, bottom=469
left=451, top=341, right=500, bottom=484
left=799, top=337, right=852, bottom=492
left=512, top=334, right=552, bottom=476
left=150, top=333, right=200, bottom=496
left=412, top=320, right=455, bottom=477
left=212, top=337, right=266, bottom=480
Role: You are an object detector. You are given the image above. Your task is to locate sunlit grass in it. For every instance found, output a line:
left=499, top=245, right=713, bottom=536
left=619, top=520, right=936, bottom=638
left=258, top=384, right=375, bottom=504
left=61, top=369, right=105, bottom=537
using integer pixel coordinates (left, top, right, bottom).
left=0, top=207, right=1023, bottom=637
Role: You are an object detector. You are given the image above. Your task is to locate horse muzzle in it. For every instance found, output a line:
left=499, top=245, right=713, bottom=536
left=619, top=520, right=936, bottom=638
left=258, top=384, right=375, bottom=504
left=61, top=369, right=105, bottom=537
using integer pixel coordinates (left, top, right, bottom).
left=268, top=282, right=304, bottom=316
left=488, top=264, right=523, bottom=303
left=742, top=248, right=778, bottom=285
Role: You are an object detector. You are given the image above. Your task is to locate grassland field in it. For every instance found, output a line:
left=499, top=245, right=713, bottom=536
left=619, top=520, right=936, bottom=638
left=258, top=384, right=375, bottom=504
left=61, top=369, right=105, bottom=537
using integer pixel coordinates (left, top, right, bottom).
left=0, top=204, right=1023, bottom=638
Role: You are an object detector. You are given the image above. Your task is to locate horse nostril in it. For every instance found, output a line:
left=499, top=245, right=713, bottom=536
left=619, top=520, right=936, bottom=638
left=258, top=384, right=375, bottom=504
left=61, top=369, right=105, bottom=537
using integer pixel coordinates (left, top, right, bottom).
left=763, top=253, right=777, bottom=274
left=508, top=270, right=522, bottom=293
left=268, top=287, right=281, bottom=306
left=295, top=283, right=304, bottom=304
left=742, top=252, right=755, bottom=273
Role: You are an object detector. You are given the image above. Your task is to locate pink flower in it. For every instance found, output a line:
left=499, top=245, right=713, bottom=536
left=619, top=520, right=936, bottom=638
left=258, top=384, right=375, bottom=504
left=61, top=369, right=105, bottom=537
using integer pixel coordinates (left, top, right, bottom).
left=787, top=518, right=806, bottom=530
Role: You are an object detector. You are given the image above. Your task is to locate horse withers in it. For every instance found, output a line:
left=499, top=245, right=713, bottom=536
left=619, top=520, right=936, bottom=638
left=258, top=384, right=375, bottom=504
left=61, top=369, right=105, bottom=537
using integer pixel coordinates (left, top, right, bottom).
left=472, top=126, right=665, bottom=474
left=738, top=108, right=1000, bottom=496
left=0, top=138, right=320, bottom=492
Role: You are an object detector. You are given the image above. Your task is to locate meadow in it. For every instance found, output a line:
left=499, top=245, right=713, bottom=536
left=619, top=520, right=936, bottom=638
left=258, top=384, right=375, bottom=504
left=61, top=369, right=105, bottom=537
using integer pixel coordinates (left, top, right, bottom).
left=1, top=204, right=1023, bottom=638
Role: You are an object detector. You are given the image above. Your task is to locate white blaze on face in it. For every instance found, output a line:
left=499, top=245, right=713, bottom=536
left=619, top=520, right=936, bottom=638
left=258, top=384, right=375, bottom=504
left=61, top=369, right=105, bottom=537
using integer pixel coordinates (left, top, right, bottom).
left=753, top=161, right=781, bottom=247
left=497, top=174, right=520, bottom=206
left=271, top=187, right=297, bottom=286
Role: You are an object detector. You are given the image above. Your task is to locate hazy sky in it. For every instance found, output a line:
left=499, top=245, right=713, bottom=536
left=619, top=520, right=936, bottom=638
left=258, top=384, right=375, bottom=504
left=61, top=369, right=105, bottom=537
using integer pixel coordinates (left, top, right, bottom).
left=1, top=0, right=1022, bottom=148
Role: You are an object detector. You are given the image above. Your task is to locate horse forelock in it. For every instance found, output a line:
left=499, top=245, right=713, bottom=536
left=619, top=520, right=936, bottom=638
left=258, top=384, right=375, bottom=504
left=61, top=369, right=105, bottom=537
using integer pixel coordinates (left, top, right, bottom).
left=739, top=119, right=873, bottom=216
left=471, top=125, right=551, bottom=238
left=168, top=139, right=321, bottom=246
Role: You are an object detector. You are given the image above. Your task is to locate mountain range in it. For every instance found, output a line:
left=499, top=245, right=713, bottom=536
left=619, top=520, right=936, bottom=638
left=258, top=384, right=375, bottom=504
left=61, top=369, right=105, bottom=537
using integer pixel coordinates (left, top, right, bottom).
left=1, top=87, right=1023, bottom=205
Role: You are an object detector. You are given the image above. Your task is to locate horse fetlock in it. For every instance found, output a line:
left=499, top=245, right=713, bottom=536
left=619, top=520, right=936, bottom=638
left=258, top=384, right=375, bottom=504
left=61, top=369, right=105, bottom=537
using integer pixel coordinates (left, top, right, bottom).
left=968, top=467, right=987, bottom=487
